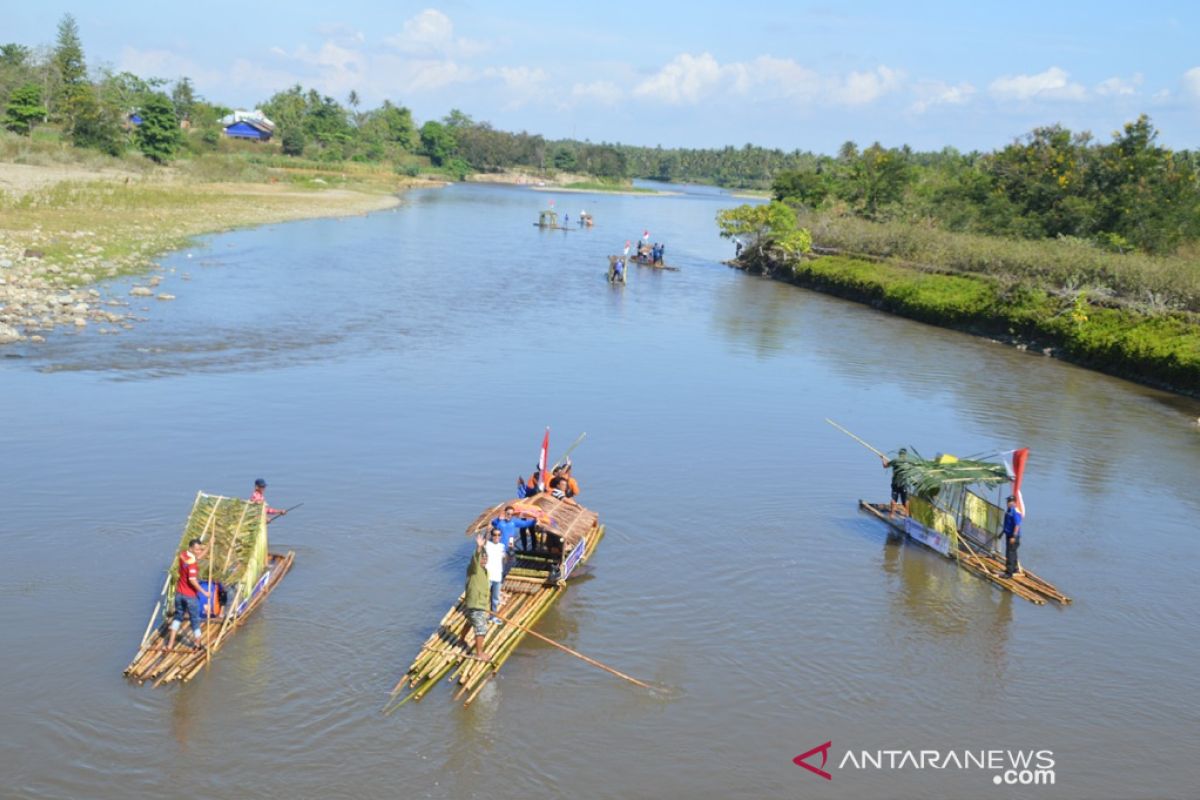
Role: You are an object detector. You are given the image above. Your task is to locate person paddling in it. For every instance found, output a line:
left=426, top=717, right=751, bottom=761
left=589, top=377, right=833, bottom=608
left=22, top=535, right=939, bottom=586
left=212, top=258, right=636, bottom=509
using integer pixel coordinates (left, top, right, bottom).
left=881, top=448, right=910, bottom=518
left=249, top=478, right=287, bottom=520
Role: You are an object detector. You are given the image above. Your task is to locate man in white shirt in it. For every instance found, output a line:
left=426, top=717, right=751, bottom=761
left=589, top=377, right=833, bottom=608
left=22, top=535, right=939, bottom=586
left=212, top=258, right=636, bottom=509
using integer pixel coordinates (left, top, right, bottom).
left=483, top=528, right=507, bottom=624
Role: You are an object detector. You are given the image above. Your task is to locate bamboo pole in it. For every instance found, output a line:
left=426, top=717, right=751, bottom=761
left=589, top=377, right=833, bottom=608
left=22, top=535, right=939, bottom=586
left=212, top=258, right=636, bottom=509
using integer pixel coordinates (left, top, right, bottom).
left=825, top=418, right=889, bottom=459
left=487, top=607, right=654, bottom=691
left=138, top=571, right=173, bottom=647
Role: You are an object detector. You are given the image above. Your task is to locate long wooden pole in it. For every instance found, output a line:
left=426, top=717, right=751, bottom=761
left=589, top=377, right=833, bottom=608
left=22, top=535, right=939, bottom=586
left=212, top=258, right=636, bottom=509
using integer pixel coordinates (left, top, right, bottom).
left=489, top=608, right=655, bottom=691
left=140, top=571, right=173, bottom=646
left=825, top=418, right=888, bottom=459
left=552, top=433, right=587, bottom=470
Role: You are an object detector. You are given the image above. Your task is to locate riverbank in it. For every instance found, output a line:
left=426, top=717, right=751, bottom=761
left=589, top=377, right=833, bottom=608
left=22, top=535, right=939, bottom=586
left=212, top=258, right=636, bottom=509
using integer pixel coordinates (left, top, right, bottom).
left=729, top=251, right=1200, bottom=397
left=0, top=161, right=437, bottom=344
left=466, top=169, right=669, bottom=195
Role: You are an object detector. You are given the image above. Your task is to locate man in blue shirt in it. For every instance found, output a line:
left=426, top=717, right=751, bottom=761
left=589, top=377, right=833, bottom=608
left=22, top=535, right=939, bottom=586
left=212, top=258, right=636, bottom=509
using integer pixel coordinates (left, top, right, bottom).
left=491, top=505, right=538, bottom=552
left=1001, top=495, right=1022, bottom=578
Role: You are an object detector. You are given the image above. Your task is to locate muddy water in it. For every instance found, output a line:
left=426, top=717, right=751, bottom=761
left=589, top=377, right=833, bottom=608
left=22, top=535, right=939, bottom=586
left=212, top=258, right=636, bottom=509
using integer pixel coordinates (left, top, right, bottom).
left=1, top=182, right=1197, bottom=799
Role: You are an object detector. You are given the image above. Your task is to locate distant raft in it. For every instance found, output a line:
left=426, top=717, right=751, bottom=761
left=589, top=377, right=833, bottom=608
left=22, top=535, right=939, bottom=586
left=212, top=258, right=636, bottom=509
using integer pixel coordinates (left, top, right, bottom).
left=387, top=494, right=604, bottom=710
left=123, top=492, right=295, bottom=685
left=533, top=209, right=572, bottom=231
left=628, top=252, right=678, bottom=270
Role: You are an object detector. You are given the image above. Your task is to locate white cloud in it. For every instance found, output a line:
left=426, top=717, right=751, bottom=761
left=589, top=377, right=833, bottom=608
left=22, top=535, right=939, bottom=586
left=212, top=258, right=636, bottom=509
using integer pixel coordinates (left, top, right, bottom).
left=1183, top=67, right=1200, bottom=100
left=633, top=52, right=902, bottom=107
left=989, top=66, right=1087, bottom=102
left=1095, top=74, right=1142, bottom=96
left=384, top=9, right=486, bottom=58
left=726, top=56, right=821, bottom=100
left=634, top=52, right=724, bottom=104
left=385, top=57, right=475, bottom=93
left=832, top=66, right=903, bottom=105
left=910, top=80, right=976, bottom=113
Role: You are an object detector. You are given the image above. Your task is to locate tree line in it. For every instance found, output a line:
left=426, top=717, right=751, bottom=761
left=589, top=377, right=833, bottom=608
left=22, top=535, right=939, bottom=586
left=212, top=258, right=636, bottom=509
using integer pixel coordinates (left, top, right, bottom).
left=5, top=14, right=1199, bottom=254
left=768, top=121, right=1200, bottom=254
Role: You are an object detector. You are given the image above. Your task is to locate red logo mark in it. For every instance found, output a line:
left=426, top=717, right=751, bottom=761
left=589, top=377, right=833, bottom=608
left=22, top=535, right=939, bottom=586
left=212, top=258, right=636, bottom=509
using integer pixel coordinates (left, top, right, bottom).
left=793, top=741, right=833, bottom=781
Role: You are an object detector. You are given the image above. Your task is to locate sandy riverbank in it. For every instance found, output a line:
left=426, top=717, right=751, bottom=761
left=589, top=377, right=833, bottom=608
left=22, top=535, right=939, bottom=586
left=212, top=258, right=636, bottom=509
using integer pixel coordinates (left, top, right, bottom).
left=466, top=169, right=673, bottom=196
left=0, top=162, right=438, bottom=345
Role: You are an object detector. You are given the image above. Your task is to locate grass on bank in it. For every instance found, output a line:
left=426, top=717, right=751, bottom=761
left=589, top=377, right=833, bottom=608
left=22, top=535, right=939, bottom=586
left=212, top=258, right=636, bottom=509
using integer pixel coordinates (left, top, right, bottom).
left=563, top=179, right=657, bottom=193
left=0, top=171, right=407, bottom=288
left=799, top=212, right=1200, bottom=315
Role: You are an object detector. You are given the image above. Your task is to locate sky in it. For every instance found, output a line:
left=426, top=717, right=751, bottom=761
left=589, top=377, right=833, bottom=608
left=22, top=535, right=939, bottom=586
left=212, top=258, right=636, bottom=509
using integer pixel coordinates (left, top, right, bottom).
left=7, top=1, right=1200, bottom=153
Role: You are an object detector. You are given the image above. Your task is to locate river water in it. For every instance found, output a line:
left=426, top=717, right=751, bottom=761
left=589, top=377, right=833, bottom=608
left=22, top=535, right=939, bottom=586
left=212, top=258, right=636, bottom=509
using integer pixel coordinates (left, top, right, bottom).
left=1, top=182, right=1198, bottom=800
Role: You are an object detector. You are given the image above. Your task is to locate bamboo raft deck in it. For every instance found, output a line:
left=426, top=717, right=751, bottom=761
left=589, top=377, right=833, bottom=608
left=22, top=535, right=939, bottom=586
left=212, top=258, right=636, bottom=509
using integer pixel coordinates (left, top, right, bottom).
left=859, top=501, right=1070, bottom=605
left=627, top=253, right=679, bottom=270
left=124, top=551, right=295, bottom=685
left=387, top=495, right=604, bottom=710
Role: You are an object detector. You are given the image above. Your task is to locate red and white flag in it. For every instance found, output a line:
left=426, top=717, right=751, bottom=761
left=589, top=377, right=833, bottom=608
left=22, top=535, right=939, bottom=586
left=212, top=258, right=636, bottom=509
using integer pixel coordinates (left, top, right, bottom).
left=623, top=240, right=631, bottom=255
left=537, top=427, right=550, bottom=491
left=642, top=230, right=650, bottom=241
left=1000, top=448, right=1029, bottom=514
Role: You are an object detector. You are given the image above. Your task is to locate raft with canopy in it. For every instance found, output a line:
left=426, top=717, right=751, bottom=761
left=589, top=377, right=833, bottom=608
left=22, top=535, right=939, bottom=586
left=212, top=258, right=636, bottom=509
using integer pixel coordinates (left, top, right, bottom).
left=534, top=209, right=571, bottom=231
left=386, top=493, right=604, bottom=710
left=123, top=491, right=295, bottom=685
left=859, top=449, right=1070, bottom=605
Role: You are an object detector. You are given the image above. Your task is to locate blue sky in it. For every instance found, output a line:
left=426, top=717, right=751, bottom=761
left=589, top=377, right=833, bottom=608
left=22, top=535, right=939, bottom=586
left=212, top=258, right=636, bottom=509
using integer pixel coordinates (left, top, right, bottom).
left=8, top=1, right=1200, bottom=153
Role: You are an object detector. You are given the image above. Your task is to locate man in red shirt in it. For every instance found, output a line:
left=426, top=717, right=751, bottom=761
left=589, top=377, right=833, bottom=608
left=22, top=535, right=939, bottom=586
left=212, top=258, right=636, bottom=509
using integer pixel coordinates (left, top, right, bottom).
left=249, top=478, right=286, bottom=518
left=167, top=538, right=210, bottom=650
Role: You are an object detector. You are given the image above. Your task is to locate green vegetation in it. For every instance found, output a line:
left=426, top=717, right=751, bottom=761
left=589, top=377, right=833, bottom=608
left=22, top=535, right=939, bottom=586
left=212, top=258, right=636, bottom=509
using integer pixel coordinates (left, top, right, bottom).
left=771, top=117, right=1200, bottom=256
left=135, top=91, right=181, bottom=163
left=3, top=83, right=45, bottom=135
left=717, top=201, right=812, bottom=260
left=562, top=180, right=655, bottom=193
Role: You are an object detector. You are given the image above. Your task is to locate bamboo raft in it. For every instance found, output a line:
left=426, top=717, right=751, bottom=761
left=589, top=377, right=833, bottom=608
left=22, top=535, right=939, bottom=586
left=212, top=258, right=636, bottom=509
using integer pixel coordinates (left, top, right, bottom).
left=125, top=552, right=294, bottom=685
left=124, top=491, right=296, bottom=685
left=387, top=494, right=604, bottom=710
left=859, top=501, right=1070, bottom=605
left=627, top=253, right=679, bottom=270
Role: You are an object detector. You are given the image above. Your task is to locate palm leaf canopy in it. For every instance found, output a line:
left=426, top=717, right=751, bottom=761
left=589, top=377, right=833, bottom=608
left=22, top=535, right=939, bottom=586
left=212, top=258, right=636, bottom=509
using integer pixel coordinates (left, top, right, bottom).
left=891, top=448, right=1009, bottom=496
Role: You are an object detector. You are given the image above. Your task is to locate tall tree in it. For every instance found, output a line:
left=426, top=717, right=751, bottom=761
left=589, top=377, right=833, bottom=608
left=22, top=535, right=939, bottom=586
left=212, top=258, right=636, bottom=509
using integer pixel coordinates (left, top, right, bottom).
left=171, top=77, right=198, bottom=124
left=53, top=13, right=88, bottom=125
left=135, top=91, right=181, bottom=163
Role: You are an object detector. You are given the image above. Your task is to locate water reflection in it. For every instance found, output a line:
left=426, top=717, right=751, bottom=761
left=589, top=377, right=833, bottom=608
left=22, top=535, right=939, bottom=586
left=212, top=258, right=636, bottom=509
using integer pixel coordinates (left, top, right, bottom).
left=169, top=684, right=196, bottom=751
left=711, top=272, right=802, bottom=358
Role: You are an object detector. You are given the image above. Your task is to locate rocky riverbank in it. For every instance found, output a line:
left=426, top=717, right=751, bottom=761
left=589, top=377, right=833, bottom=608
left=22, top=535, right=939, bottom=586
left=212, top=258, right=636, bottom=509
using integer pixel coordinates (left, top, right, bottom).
left=0, top=165, right=427, bottom=345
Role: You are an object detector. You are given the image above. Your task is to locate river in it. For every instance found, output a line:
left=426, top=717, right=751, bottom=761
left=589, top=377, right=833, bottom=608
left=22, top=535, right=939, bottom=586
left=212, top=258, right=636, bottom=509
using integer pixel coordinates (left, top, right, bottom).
left=1, top=181, right=1198, bottom=799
